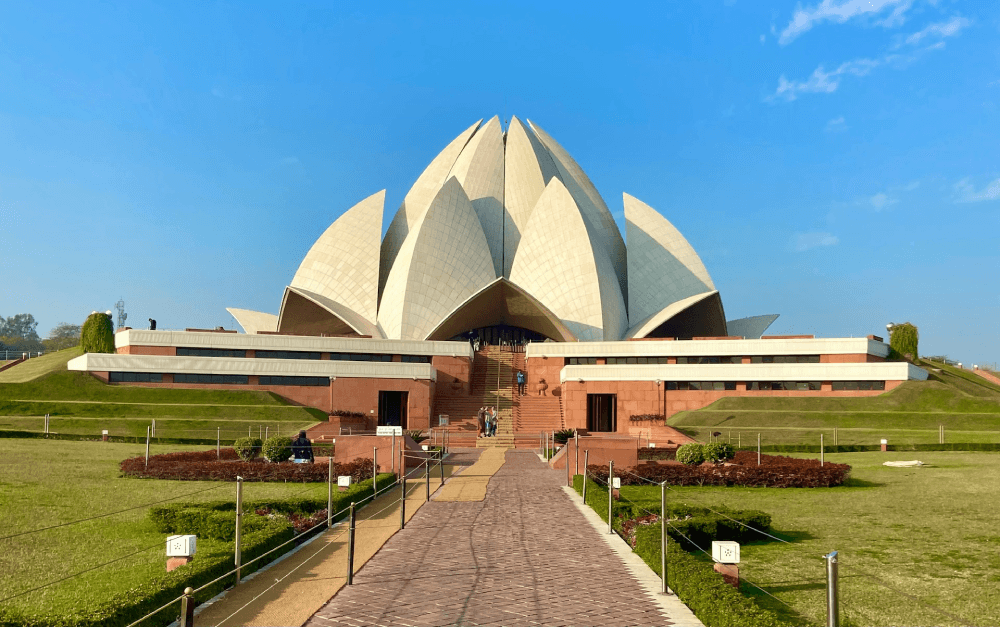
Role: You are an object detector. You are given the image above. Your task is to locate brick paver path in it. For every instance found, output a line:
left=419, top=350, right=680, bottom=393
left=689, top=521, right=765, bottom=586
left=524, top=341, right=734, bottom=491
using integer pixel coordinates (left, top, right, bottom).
left=306, top=450, right=679, bottom=627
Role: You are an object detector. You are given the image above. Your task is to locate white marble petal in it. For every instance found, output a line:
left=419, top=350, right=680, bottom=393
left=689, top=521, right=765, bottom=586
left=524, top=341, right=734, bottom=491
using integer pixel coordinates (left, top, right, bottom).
left=528, top=119, right=628, bottom=301
left=226, top=308, right=278, bottom=335
left=379, top=119, right=482, bottom=301
left=448, top=115, right=505, bottom=277
left=624, top=291, right=720, bottom=340
left=278, top=286, right=383, bottom=338
left=510, top=178, right=627, bottom=341
left=502, top=116, right=561, bottom=278
left=624, top=192, right=716, bottom=327
left=291, top=190, right=384, bottom=327
left=377, top=177, right=496, bottom=340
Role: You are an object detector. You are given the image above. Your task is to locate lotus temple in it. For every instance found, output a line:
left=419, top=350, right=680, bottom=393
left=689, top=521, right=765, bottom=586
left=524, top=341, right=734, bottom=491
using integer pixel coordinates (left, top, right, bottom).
left=69, top=116, right=927, bottom=447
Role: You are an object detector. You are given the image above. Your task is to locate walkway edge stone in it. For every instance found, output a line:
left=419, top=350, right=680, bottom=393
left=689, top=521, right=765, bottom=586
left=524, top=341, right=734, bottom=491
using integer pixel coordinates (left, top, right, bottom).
left=560, top=485, right=705, bottom=627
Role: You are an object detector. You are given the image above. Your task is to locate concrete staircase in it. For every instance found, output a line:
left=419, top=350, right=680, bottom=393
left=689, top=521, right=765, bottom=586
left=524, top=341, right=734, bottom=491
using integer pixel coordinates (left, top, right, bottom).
left=477, top=348, right=515, bottom=449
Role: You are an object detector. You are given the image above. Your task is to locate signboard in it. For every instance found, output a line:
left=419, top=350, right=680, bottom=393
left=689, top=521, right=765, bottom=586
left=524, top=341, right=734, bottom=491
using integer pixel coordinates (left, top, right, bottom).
left=166, top=535, right=197, bottom=557
left=712, top=541, right=740, bottom=564
left=337, top=476, right=352, bottom=488
left=612, top=477, right=622, bottom=489
left=376, top=425, right=403, bottom=436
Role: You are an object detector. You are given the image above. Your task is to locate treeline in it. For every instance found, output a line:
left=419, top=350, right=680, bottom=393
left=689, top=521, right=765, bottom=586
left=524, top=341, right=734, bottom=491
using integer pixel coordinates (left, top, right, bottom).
left=0, top=314, right=80, bottom=354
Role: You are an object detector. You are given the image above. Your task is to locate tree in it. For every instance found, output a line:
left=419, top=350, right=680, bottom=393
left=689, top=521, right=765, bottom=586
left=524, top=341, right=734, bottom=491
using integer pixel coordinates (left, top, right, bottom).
left=81, top=312, right=115, bottom=354
left=0, top=314, right=40, bottom=341
left=889, top=322, right=919, bottom=362
left=44, top=323, right=82, bottom=351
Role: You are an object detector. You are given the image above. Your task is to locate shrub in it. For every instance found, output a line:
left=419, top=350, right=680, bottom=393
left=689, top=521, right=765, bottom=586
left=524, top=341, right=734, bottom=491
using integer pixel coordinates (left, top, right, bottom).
left=262, top=436, right=292, bottom=462
left=234, top=437, right=262, bottom=461
left=405, top=429, right=428, bottom=443
left=120, top=448, right=378, bottom=483
left=676, top=443, right=705, bottom=465
left=553, top=428, right=575, bottom=444
left=889, top=321, right=919, bottom=361
left=704, top=442, right=735, bottom=463
left=80, top=312, right=114, bottom=353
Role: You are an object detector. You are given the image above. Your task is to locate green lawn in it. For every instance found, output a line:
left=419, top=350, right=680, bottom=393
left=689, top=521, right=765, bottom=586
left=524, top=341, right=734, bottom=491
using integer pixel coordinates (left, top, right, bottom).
left=0, top=416, right=317, bottom=440
left=0, top=347, right=83, bottom=383
left=0, top=439, right=333, bottom=619
left=670, top=376, right=1000, bottom=447
left=619, top=451, right=1000, bottom=626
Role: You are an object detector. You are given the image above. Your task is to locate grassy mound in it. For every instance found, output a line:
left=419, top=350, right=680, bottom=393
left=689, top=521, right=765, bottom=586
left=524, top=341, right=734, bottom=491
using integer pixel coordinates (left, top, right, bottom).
left=0, top=347, right=83, bottom=383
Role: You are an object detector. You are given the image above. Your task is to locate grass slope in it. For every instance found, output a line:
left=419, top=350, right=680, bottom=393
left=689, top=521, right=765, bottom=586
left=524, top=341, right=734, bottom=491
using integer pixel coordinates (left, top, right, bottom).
left=618, top=452, right=1000, bottom=627
left=0, top=347, right=83, bottom=383
left=670, top=372, right=1000, bottom=446
left=0, top=440, right=330, bottom=619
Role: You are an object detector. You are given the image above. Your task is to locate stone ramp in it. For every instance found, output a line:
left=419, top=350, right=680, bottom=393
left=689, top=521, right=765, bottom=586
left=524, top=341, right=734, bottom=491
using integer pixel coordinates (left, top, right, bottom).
left=306, top=450, right=702, bottom=627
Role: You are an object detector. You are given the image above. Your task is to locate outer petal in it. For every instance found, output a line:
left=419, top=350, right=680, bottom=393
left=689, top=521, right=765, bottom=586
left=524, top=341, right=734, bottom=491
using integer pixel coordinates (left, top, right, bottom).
left=226, top=308, right=278, bottom=335
left=377, top=177, right=496, bottom=340
left=502, top=116, right=560, bottom=278
left=378, top=120, right=482, bottom=301
left=624, top=192, right=715, bottom=326
left=277, top=286, right=383, bottom=338
left=727, top=314, right=780, bottom=339
left=290, top=190, right=384, bottom=326
left=448, top=115, right=505, bottom=277
left=510, top=178, right=627, bottom=341
left=624, top=291, right=726, bottom=339
left=528, top=119, right=628, bottom=302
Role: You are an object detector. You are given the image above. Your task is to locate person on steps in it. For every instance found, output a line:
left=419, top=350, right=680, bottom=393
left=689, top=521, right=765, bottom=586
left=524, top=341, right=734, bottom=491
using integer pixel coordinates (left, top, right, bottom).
left=516, top=369, right=526, bottom=395
left=291, top=430, right=314, bottom=464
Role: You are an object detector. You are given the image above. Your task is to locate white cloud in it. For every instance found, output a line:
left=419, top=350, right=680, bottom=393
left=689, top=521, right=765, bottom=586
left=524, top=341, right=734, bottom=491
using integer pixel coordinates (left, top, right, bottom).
left=780, top=0, right=914, bottom=45
left=769, top=58, right=878, bottom=102
left=869, top=192, right=898, bottom=210
left=954, top=177, right=1000, bottom=203
left=905, top=16, right=970, bottom=46
left=825, top=116, right=847, bottom=132
left=760, top=34, right=766, bottom=44
left=794, top=232, right=840, bottom=252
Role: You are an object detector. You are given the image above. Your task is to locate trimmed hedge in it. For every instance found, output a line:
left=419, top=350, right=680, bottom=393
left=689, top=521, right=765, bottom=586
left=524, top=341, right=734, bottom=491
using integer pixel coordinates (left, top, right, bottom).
left=0, top=475, right=395, bottom=627
left=120, top=448, right=376, bottom=483
left=676, top=443, right=705, bottom=465
left=704, top=442, right=735, bottom=463
left=233, top=437, right=262, bottom=461
left=590, top=451, right=852, bottom=488
left=262, top=435, right=292, bottom=462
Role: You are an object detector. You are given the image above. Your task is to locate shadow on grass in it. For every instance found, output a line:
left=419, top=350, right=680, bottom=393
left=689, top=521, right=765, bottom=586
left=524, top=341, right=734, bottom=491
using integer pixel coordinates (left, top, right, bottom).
left=841, top=477, right=885, bottom=488
left=740, top=579, right=820, bottom=626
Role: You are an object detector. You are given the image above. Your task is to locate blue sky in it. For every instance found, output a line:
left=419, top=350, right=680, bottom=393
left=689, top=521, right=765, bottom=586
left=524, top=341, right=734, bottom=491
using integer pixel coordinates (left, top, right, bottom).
left=1, top=0, right=997, bottom=365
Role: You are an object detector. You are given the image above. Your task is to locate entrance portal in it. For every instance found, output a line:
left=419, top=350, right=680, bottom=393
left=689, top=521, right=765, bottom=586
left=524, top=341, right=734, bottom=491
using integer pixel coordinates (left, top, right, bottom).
left=378, top=391, right=408, bottom=428
left=587, top=394, right=617, bottom=432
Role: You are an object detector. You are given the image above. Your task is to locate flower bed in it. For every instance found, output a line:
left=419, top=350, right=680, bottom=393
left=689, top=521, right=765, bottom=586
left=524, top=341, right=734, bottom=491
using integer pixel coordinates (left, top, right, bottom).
left=590, top=451, right=850, bottom=487
left=120, top=448, right=374, bottom=482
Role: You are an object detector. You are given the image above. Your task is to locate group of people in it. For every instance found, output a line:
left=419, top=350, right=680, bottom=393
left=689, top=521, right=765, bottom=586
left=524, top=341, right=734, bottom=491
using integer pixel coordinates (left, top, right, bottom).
left=478, top=406, right=498, bottom=438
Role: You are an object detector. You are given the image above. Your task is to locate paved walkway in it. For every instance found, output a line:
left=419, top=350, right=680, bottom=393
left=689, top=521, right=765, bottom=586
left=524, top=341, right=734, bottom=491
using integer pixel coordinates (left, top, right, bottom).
left=306, top=450, right=697, bottom=627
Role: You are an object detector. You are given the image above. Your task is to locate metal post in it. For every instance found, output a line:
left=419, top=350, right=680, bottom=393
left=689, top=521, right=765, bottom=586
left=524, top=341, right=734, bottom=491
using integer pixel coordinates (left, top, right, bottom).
left=608, top=460, right=614, bottom=534
left=824, top=550, right=839, bottom=627
left=179, top=587, right=195, bottom=627
left=738, top=432, right=741, bottom=448
left=821, top=434, right=825, bottom=467
left=235, top=476, right=243, bottom=584
left=575, top=431, right=580, bottom=477
left=757, top=433, right=761, bottom=466
left=399, top=475, right=407, bottom=529
left=346, top=502, right=356, bottom=585
left=583, top=450, right=589, bottom=502
left=373, top=447, right=378, bottom=495
left=45, top=413, right=49, bottom=434
left=152, top=419, right=155, bottom=438
left=248, top=425, right=252, bottom=438
left=661, top=481, right=668, bottom=594
left=567, top=437, right=572, bottom=486
left=391, top=433, right=396, bottom=474
left=265, top=426, right=269, bottom=440
left=217, top=427, right=221, bottom=459
left=834, top=427, right=838, bottom=448
left=425, top=457, right=430, bottom=502
left=440, top=450, right=445, bottom=486
left=145, top=426, right=151, bottom=467
left=258, top=425, right=262, bottom=440
left=327, top=455, right=334, bottom=528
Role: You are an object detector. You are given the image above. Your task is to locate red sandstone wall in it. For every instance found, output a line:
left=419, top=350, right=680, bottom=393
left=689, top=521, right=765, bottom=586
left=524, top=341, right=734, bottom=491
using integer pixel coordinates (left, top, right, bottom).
left=549, top=436, right=638, bottom=471
left=328, top=377, right=433, bottom=431
left=821, top=354, right=867, bottom=363
left=525, top=356, right=564, bottom=399
left=117, top=345, right=176, bottom=356
left=432, top=356, right=471, bottom=396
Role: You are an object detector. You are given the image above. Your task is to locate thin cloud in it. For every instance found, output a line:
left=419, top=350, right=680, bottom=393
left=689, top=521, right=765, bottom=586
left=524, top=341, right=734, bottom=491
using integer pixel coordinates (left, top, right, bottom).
left=905, top=16, right=970, bottom=46
left=825, top=116, right=847, bottom=132
left=954, top=177, right=1000, bottom=203
left=869, top=192, right=897, bottom=210
left=780, top=0, right=914, bottom=45
left=769, top=58, right=878, bottom=102
left=794, top=232, right=839, bottom=252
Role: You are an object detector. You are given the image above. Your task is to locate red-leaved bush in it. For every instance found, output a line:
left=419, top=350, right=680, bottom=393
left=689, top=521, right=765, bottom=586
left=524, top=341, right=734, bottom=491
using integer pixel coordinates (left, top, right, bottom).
left=590, top=451, right=850, bottom=488
left=120, top=448, right=376, bottom=483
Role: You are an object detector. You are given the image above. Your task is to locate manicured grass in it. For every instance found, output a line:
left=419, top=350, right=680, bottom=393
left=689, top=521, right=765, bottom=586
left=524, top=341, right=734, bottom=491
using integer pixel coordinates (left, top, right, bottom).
left=618, top=451, right=1000, bottom=626
left=0, top=416, right=318, bottom=440
left=0, top=439, right=334, bottom=619
left=670, top=377, right=1000, bottom=446
left=0, top=347, right=83, bottom=383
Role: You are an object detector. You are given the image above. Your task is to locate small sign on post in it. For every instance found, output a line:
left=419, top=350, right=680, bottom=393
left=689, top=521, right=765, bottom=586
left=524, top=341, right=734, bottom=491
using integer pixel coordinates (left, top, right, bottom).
left=712, top=541, right=740, bottom=588
left=338, top=475, right=352, bottom=492
left=102, top=429, right=109, bottom=442
left=166, top=535, right=197, bottom=572
left=376, top=425, right=403, bottom=436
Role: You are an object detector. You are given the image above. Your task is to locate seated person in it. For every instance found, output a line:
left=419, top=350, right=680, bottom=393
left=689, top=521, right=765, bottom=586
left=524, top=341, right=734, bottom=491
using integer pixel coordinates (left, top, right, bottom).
left=291, top=430, right=314, bottom=463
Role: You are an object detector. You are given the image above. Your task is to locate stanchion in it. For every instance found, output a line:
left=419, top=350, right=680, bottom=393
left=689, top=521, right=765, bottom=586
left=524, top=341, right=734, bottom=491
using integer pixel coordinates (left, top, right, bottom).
left=145, top=426, right=151, bottom=467
left=217, top=427, right=221, bottom=459
left=582, top=450, right=589, bottom=502
left=824, top=550, right=839, bottom=627
left=566, top=438, right=571, bottom=486
left=425, top=457, right=430, bottom=502
left=391, top=433, right=396, bottom=474
left=608, top=460, right=614, bottom=534
left=574, top=431, right=579, bottom=476
left=327, top=456, right=333, bottom=528
left=439, top=450, right=445, bottom=486
left=661, top=481, right=668, bottom=594
left=346, top=502, right=356, bottom=585
left=265, top=426, right=269, bottom=440
left=373, top=447, right=378, bottom=494
left=821, top=434, right=825, bottom=467
left=179, top=587, right=195, bottom=627
left=235, top=476, right=244, bottom=584
left=399, top=475, right=407, bottom=530
left=757, top=433, right=761, bottom=466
